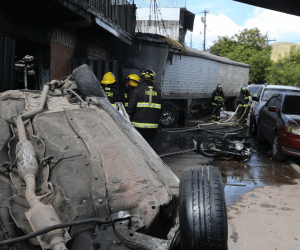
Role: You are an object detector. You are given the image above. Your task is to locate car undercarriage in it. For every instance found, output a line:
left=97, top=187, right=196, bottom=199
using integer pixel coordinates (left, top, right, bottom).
left=0, top=65, right=227, bottom=250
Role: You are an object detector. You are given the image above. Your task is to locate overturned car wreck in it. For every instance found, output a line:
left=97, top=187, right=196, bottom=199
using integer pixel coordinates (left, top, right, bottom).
left=0, top=65, right=228, bottom=250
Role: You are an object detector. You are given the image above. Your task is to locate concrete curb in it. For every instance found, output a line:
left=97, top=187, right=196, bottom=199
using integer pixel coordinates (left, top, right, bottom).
left=287, top=159, right=300, bottom=174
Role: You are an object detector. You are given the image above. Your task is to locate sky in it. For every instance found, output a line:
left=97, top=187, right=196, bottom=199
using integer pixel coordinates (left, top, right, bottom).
left=135, top=0, right=300, bottom=51
left=184, top=0, right=300, bottom=50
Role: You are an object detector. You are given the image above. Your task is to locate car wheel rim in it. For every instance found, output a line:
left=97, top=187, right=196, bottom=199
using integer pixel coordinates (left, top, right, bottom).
left=161, top=107, right=175, bottom=125
left=200, top=138, right=224, bottom=157
left=272, top=136, right=278, bottom=155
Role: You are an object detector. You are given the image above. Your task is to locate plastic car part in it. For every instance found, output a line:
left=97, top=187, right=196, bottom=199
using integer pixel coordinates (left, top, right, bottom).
left=179, top=166, right=228, bottom=250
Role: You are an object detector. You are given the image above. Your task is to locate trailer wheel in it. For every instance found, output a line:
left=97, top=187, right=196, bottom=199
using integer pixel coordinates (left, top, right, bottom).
left=72, top=64, right=107, bottom=99
left=161, top=101, right=179, bottom=128
left=179, top=166, right=228, bottom=250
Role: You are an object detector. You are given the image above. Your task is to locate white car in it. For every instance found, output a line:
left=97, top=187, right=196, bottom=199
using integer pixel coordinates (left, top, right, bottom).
left=250, top=84, right=300, bottom=134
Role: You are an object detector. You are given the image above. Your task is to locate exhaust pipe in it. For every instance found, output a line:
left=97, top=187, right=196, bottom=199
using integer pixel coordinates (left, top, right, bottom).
left=15, top=81, right=70, bottom=250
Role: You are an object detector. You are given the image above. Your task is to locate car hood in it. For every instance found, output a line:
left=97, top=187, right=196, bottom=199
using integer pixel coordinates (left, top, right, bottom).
left=283, top=114, right=300, bottom=124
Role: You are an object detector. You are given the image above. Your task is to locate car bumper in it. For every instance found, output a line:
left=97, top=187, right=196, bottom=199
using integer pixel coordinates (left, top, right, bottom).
left=279, top=132, right=300, bottom=157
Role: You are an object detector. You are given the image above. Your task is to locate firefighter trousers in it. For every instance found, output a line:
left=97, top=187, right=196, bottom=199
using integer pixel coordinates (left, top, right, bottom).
left=236, top=106, right=249, bottom=125
left=212, top=106, right=221, bottom=121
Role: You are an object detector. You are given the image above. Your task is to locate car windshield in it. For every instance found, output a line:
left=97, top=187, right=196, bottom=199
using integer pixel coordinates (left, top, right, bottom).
left=249, top=85, right=260, bottom=95
left=283, top=95, right=300, bottom=115
left=262, top=89, right=300, bottom=101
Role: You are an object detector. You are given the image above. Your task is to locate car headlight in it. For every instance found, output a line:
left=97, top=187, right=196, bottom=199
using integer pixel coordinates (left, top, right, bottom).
left=235, top=143, right=244, bottom=151
left=285, top=126, right=300, bottom=135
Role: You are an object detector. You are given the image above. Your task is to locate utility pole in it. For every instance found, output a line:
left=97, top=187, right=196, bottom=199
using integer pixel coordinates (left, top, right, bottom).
left=190, top=33, right=192, bottom=48
left=201, top=10, right=209, bottom=51
left=266, top=38, right=276, bottom=46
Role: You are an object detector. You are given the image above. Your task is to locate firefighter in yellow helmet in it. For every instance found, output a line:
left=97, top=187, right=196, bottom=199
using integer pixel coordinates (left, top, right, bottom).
left=123, top=74, right=139, bottom=110
left=101, top=72, right=121, bottom=109
left=127, top=69, right=161, bottom=147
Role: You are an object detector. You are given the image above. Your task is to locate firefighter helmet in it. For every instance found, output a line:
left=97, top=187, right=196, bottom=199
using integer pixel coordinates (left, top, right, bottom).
left=126, top=74, right=140, bottom=87
left=216, top=84, right=222, bottom=91
left=141, top=69, right=156, bottom=81
left=101, top=72, right=116, bottom=84
left=241, top=86, right=249, bottom=92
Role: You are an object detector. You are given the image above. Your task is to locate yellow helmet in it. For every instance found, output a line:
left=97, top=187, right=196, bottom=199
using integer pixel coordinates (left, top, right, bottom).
left=126, top=74, right=140, bottom=87
left=101, top=72, right=116, bottom=84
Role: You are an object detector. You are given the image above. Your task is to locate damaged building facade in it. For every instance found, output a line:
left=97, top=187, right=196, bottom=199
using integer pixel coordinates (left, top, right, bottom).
left=0, top=0, right=136, bottom=92
left=135, top=7, right=195, bottom=43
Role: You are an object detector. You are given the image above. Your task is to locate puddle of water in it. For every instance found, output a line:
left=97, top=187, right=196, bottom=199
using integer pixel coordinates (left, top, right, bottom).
left=216, top=142, right=299, bottom=206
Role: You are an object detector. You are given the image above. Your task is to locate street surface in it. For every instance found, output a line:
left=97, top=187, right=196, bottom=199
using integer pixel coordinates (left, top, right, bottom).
left=153, top=117, right=300, bottom=250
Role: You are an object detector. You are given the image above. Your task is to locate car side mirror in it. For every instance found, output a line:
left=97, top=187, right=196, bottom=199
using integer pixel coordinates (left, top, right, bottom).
left=252, top=96, right=259, bottom=101
left=268, top=106, right=279, bottom=113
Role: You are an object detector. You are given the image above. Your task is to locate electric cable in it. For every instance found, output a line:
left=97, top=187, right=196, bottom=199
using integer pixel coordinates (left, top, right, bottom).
left=0, top=217, right=111, bottom=247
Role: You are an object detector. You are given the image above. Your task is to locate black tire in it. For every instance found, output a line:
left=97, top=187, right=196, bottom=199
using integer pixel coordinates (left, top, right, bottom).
left=161, top=101, right=179, bottom=128
left=256, top=123, right=265, bottom=144
left=271, top=134, right=286, bottom=161
left=179, top=166, right=228, bottom=250
left=72, top=64, right=107, bottom=99
left=197, top=134, right=225, bottom=157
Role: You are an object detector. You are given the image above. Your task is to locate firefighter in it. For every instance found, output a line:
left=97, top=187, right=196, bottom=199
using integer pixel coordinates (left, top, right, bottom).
left=236, top=86, right=253, bottom=125
left=101, top=72, right=121, bottom=109
left=211, top=84, right=224, bottom=121
left=123, top=74, right=140, bottom=110
left=127, top=69, right=161, bottom=146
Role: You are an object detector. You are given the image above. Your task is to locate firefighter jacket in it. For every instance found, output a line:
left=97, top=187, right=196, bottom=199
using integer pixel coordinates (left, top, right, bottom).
left=127, top=80, right=162, bottom=129
left=211, top=89, right=224, bottom=106
left=123, top=85, right=135, bottom=109
left=237, top=90, right=253, bottom=107
left=101, top=83, right=121, bottom=109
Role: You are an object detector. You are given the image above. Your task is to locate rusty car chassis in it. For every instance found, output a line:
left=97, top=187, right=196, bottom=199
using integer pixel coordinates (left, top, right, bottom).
left=0, top=65, right=227, bottom=250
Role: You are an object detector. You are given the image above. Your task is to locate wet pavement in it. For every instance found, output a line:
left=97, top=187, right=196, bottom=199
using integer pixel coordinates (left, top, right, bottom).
left=153, top=122, right=300, bottom=206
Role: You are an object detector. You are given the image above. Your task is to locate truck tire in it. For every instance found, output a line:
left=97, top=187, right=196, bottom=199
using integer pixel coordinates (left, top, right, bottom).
left=179, top=166, right=228, bottom=250
left=72, top=64, right=107, bottom=100
left=161, top=101, right=179, bottom=128
left=271, top=134, right=286, bottom=161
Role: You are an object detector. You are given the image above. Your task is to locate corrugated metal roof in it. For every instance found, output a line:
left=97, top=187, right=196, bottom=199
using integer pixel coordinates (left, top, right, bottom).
left=182, top=45, right=250, bottom=68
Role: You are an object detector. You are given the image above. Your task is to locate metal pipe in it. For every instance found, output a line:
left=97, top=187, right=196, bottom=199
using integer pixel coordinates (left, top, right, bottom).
left=15, top=81, right=69, bottom=250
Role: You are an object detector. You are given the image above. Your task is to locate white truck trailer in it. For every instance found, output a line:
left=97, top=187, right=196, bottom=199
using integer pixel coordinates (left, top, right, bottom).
left=122, top=34, right=250, bottom=127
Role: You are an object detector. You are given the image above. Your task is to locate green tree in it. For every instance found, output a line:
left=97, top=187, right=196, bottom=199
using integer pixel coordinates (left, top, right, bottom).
left=209, top=28, right=273, bottom=84
left=265, top=46, right=300, bottom=86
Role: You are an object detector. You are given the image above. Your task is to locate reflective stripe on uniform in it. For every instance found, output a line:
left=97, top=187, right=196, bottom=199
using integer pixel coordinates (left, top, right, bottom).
left=131, top=122, right=159, bottom=128
left=136, top=102, right=161, bottom=109
left=111, top=104, right=118, bottom=109
left=212, top=102, right=217, bottom=105
left=105, top=87, right=111, bottom=91
left=245, top=96, right=249, bottom=99
left=238, top=104, right=243, bottom=107
left=124, top=102, right=128, bottom=107
left=214, top=96, right=223, bottom=99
